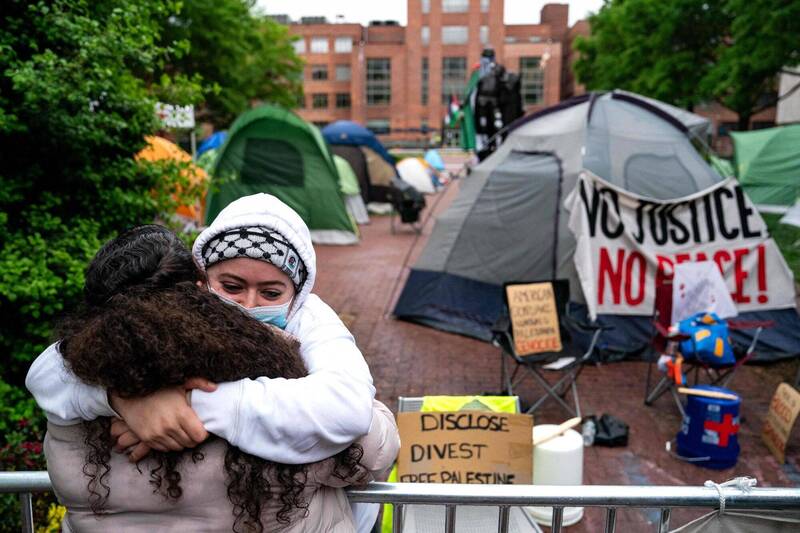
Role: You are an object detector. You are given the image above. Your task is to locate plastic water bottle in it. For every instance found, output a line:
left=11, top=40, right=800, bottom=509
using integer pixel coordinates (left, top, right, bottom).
left=582, top=419, right=596, bottom=447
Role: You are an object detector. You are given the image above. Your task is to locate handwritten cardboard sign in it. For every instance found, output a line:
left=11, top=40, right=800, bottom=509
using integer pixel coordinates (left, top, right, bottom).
left=506, top=283, right=562, bottom=356
left=397, top=411, right=533, bottom=484
left=762, top=383, right=800, bottom=463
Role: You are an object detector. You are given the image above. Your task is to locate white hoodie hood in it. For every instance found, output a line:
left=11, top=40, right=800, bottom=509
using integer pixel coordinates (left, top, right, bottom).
left=193, top=193, right=316, bottom=321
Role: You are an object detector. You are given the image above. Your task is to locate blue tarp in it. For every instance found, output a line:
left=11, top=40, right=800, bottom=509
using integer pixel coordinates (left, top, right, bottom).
left=424, top=149, right=445, bottom=171
left=197, top=131, right=227, bottom=157
left=322, top=121, right=395, bottom=165
left=394, top=269, right=800, bottom=362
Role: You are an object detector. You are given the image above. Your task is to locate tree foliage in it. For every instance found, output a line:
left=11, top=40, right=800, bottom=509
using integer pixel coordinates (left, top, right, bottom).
left=574, top=0, right=800, bottom=126
left=161, top=0, right=304, bottom=127
left=0, top=0, right=199, bottom=382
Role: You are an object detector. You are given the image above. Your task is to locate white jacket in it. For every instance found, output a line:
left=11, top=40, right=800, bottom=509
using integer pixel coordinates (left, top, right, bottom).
left=26, top=193, right=376, bottom=464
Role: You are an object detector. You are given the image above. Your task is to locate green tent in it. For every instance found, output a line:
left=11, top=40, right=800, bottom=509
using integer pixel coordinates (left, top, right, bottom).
left=334, top=154, right=361, bottom=196
left=732, top=124, right=800, bottom=208
left=205, top=106, right=358, bottom=244
left=709, top=154, right=734, bottom=178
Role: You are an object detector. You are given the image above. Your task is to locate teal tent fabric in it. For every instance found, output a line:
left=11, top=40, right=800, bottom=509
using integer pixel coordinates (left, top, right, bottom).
left=732, top=125, right=800, bottom=207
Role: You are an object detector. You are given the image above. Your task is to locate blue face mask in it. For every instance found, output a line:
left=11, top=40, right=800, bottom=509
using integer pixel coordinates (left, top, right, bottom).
left=246, top=300, right=292, bottom=329
left=208, top=285, right=293, bottom=329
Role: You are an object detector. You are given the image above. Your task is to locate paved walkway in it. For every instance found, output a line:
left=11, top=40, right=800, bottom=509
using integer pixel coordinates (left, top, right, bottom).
left=314, top=168, right=800, bottom=531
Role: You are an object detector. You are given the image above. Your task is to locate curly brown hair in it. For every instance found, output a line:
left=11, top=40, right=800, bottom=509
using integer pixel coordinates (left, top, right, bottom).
left=57, top=282, right=363, bottom=532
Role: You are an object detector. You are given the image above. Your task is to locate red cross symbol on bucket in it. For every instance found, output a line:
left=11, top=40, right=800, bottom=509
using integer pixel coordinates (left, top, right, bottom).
left=703, top=414, right=740, bottom=447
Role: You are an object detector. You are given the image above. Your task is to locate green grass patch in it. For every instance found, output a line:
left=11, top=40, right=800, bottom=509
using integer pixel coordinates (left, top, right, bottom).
left=763, top=213, right=800, bottom=280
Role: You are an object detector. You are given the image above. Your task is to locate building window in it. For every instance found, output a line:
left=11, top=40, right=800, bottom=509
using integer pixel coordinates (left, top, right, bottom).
left=519, top=57, right=544, bottom=105
left=442, top=26, right=468, bottom=45
left=421, top=26, right=430, bottom=46
left=441, top=56, right=467, bottom=104
left=293, top=38, right=306, bottom=54
left=310, top=37, right=329, bottom=53
left=335, top=93, right=351, bottom=108
left=421, top=0, right=430, bottom=14
left=335, top=64, right=351, bottom=81
left=312, top=93, right=329, bottom=109
left=310, top=65, right=328, bottom=80
left=421, top=57, right=429, bottom=105
left=297, top=93, right=305, bottom=108
left=481, top=0, right=490, bottom=12
left=480, top=26, right=489, bottom=45
left=443, top=0, right=469, bottom=13
left=334, top=37, right=352, bottom=53
left=366, top=58, right=391, bottom=106
left=366, top=119, right=391, bottom=135
left=421, top=118, right=429, bottom=132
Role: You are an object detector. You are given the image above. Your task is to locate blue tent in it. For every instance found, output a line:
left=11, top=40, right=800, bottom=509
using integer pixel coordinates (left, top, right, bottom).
left=197, top=131, right=227, bottom=157
left=424, top=149, right=445, bottom=171
left=322, top=121, right=395, bottom=165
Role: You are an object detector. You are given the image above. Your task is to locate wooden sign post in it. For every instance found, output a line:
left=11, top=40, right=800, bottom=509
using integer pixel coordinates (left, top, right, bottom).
left=397, top=411, right=533, bottom=484
left=762, top=382, right=800, bottom=463
left=506, top=283, right=562, bottom=356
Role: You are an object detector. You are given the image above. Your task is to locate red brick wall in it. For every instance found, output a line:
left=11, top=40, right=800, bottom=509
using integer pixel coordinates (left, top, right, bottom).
left=287, top=1, right=576, bottom=144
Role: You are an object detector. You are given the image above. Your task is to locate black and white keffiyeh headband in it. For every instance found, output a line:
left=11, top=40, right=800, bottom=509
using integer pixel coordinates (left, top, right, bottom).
left=200, top=227, right=307, bottom=291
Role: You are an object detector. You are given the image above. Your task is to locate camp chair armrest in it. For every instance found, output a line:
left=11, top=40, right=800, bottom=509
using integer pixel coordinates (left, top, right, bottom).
left=727, top=319, right=775, bottom=330
left=491, top=314, right=511, bottom=336
left=562, top=308, right=614, bottom=333
left=652, top=320, right=690, bottom=342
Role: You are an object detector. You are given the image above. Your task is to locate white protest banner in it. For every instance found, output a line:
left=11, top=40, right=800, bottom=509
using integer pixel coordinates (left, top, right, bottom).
left=155, top=102, right=195, bottom=129
left=566, top=171, right=796, bottom=320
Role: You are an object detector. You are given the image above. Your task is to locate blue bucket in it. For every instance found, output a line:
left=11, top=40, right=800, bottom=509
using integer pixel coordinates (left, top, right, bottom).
left=676, top=385, right=740, bottom=469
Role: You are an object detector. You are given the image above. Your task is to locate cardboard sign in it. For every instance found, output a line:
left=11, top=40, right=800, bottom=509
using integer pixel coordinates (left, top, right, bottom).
left=762, top=382, right=800, bottom=463
left=155, top=102, right=195, bottom=129
left=397, top=411, right=533, bottom=484
left=506, top=283, right=562, bottom=356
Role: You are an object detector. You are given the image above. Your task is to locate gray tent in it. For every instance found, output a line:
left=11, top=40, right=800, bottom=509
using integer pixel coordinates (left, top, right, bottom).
left=395, top=90, right=800, bottom=360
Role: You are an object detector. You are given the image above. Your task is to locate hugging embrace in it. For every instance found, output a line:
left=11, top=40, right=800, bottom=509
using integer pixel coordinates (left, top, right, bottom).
left=27, top=194, right=399, bottom=532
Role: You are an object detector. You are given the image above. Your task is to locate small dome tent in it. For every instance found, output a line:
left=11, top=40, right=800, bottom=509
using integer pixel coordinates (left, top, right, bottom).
left=397, top=157, right=438, bottom=195
left=322, top=121, right=398, bottom=203
left=197, top=131, right=227, bottom=157
left=136, top=136, right=208, bottom=224
left=204, top=106, right=358, bottom=245
left=334, top=154, right=369, bottom=225
left=732, top=124, right=800, bottom=209
left=394, top=91, right=800, bottom=360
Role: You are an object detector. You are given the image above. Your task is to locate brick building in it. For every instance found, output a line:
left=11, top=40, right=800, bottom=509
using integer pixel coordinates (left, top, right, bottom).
left=284, top=1, right=583, bottom=145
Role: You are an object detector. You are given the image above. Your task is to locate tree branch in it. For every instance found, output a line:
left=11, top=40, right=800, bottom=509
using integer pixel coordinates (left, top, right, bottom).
left=750, top=79, right=800, bottom=116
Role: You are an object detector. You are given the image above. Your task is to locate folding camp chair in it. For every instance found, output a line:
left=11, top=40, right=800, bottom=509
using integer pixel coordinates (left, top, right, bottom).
left=643, top=278, right=773, bottom=416
left=387, top=396, right=542, bottom=533
left=491, top=280, right=609, bottom=418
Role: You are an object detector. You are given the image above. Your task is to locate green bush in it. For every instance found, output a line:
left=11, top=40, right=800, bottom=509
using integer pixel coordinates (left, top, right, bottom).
left=0, top=0, right=201, bottom=382
left=0, top=377, right=51, bottom=530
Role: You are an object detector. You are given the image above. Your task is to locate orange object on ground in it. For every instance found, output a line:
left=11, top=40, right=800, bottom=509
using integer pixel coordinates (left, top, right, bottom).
left=666, top=355, right=686, bottom=386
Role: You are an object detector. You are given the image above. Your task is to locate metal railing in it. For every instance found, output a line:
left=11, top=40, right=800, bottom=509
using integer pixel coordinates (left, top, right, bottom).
left=3, top=472, right=800, bottom=533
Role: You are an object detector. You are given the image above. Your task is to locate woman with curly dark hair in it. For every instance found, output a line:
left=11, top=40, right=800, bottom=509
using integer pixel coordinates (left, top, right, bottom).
left=43, top=226, right=399, bottom=532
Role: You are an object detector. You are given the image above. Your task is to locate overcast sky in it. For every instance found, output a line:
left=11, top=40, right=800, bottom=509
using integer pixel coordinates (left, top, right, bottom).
left=256, top=1, right=603, bottom=27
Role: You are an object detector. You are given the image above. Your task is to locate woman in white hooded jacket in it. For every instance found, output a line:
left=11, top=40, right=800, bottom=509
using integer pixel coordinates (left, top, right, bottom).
left=27, top=193, right=381, bottom=531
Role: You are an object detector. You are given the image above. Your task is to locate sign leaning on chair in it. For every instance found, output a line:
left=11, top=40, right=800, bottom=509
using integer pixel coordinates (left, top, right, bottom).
left=506, top=282, right=562, bottom=356
left=567, top=170, right=796, bottom=320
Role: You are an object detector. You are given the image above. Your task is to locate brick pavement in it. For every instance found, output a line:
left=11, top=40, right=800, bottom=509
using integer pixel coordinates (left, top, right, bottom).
left=313, top=165, right=800, bottom=531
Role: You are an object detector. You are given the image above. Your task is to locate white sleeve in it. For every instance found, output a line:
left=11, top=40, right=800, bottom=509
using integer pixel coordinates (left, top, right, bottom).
left=25, top=343, right=117, bottom=425
left=191, top=296, right=376, bottom=464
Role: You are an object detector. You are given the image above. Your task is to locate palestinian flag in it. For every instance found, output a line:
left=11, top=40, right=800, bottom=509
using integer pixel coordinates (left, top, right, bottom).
left=446, top=94, right=461, bottom=128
